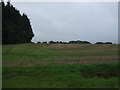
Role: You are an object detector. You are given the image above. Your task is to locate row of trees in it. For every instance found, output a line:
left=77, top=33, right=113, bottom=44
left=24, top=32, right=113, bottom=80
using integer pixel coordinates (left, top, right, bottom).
left=2, top=1, right=34, bottom=44
left=95, top=42, right=112, bottom=44
left=37, top=40, right=112, bottom=44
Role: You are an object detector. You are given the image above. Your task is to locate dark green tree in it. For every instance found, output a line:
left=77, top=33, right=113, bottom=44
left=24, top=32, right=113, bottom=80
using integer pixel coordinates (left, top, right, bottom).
left=2, top=1, right=34, bottom=44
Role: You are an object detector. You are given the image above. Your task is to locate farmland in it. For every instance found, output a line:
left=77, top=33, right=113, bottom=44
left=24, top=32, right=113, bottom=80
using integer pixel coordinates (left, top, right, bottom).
left=2, top=44, right=119, bottom=88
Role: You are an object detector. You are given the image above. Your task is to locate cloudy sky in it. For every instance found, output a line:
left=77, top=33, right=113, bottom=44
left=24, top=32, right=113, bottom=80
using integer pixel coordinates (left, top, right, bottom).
left=12, top=2, right=118, bottom=43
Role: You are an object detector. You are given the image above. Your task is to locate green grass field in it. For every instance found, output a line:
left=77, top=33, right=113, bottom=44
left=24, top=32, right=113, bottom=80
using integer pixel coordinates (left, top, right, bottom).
left=2, top=44, right=119, bottom=88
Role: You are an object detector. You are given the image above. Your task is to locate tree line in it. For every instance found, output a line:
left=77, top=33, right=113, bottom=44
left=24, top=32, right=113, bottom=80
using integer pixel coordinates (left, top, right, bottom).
left=37, top=40, right=113, bottom=44
left=2, top=1, right=34, bottom=44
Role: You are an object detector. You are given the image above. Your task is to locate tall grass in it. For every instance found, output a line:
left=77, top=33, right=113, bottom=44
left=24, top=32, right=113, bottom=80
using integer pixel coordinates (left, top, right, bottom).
left=2, top=44, right=119, bottom=88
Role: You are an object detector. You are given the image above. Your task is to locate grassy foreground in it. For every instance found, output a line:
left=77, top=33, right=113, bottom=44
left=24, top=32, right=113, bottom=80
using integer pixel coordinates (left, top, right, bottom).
left=2, top=44, right=119, bottom=88
left=3, top=63, right=119, bottom=88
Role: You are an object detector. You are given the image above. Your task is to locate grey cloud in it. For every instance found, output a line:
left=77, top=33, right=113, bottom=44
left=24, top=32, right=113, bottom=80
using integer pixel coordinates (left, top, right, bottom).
left=12, top=2, right=118, bottom=43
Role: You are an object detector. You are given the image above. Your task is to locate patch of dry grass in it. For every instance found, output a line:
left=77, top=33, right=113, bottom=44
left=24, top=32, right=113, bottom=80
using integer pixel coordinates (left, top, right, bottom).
left=2, top=44, right=118, bottom=66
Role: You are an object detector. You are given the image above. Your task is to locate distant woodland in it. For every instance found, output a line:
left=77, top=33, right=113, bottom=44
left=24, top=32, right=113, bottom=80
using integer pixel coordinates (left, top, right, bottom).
left=37, top=40, right=112, bottom=44
left=2, top=1, right=34, bottom=44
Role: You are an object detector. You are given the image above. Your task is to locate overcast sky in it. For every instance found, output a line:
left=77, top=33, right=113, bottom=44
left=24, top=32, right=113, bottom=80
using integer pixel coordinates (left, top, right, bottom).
left=12, top=2, right=118, bottom=43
